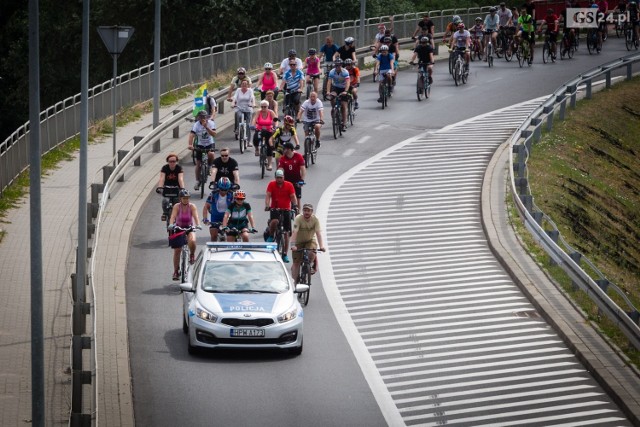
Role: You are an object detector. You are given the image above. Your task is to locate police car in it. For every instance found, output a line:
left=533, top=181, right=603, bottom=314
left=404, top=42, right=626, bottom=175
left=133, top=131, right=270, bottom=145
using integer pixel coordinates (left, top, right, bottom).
left=179, top=242, right=307, bottom=355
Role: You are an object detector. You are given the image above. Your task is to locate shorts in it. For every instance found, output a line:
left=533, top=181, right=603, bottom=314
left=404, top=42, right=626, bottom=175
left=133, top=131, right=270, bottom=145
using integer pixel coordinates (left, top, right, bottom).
left=332, top=86, right=347, bottom=96
left=195, top=145, right=215, bottom=160
left=303, top=121, right=321, bottom=133
left=292, top=240, right=318, bottom=263
left=545, top=30, right=558, bottom=41
left=520, top=31, right=535, bottom=44
left=307, top=73, right=321, bottom=79
left=270, top=208, right=292, bottom=233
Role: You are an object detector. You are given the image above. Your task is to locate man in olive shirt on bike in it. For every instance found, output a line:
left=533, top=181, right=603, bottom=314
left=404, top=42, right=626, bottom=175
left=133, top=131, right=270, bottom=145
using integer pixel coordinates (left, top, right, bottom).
left=290, top=203, right=325, bottom=282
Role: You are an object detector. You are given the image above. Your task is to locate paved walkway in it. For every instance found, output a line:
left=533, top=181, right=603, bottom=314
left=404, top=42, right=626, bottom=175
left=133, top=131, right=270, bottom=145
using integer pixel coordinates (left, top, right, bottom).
left=1, top=47, right=639, bottom=426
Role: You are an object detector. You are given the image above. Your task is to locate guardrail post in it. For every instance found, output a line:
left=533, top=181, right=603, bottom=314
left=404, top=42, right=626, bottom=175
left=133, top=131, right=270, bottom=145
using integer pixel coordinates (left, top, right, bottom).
left=172, top=110, right=181, bottom=138
left=569, top=252, right=582, bottom=291
left=585, top=79, right=592, bottom=99
left=546, top=230, right=559, bottom=265
left=90, top=183, right=103, bottom=218
left=117, top=150, right=128, bottom=182
left=559, top=98, right=567, bottom=121
left=515, top=177, right=528, bottom=195
left=219, top=100, right=225, bottom=115
left=605, top=70, right=611, bottom=89
left=568, top=85, right=577, bottom=109
left=596, top=278, right=610, bottom=292
left=512, top=144, right=525, bottom=178
left=133, top=136, right=143, bottom=166
left=102, top=165, right=114, bottom=184
left=627, top=63, right=633, bottom=80
left=519, top=195, right=532, bottom=212
left=532, top=211, right=543, bottom=226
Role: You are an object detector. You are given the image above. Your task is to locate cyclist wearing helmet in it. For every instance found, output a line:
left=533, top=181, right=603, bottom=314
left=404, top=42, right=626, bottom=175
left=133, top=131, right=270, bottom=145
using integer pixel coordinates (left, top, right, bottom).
left=297, top=91, right=324, bottom=148
left=168, top=189, right=201, bottom=280
left=516, top=7, right=535, bottom=61
left=270, top=115, right=300, bottom=158
left=189, top=110, right=217, bottom=192
left=156, top=152, right=185, bottom=224
left=374, top=44, right=395, bottom=102
left=344, top=59, right=360, bottom=109
left=251, top=100, right=278, bottom=168
left=257, top=62, right=279, bottom=100
left=279, top=49, right=303, bottom=76
left=211, top=147, right=240, bottom=186
left=472, top=17, right=485, bottom=54
left=221, top=190, right=257, bottom=242
left=538, top=8, right=559, bottom=58
left=231, top=79, right=256, bottom=145
left=203, top=177, right=235, bottom=242
left=444, top=15, right=462, bottom=44
left=325, top=59, right=350, bottom=131
left=226, top=67, right=252, bottom=102
left=412, top=14, right=435, bottom=45
left=337, top=37, right=357, bottom=62
left=304, top=48, right=322, bottom=95
left=265, top=168, right=297, bottom=262
left=410, top=36, right=435, bottom=85
left=450, top=23, right=471, bottom=70
left=629, top=1, right=640, bottom=43
left=484, top=7, right=500, bottom=58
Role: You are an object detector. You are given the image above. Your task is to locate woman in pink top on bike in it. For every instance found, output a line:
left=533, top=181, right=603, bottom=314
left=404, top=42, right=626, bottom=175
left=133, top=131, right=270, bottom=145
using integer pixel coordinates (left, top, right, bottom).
left=168, top=189, right=201, bottom=280
left=257, top=62, right=279, bottom=100
left=304, top=48, right=322, bottom=94
left=251, top=100, right=278, bottom=169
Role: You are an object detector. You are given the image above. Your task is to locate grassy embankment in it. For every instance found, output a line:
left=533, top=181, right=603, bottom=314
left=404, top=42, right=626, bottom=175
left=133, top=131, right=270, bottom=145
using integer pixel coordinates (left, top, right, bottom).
left=510, top=75, right=640, bottom=366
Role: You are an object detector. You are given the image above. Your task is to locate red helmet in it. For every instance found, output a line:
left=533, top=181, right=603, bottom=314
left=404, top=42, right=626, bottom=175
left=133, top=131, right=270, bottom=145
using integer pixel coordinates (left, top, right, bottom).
left=234, top=190, right=246, bottom=200
left=284, top=115, right=294, bottom=125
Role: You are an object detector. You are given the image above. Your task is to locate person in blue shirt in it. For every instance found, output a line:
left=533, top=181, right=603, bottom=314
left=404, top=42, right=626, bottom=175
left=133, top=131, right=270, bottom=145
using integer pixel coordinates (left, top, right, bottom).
left=320, top=36, right=340, bottom=65
left=280, top=60, right=305, bottom=117
left=374, top=45, right=395, bottom=102
left=324, top=59, right=351, bottom=131
left=202, top=177, right=235, bottom=241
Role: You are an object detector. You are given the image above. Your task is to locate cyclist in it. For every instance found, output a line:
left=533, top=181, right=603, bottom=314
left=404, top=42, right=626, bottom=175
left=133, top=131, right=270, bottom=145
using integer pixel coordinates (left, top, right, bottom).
left=203, top=177, right=234, bottom=242
left=251, top=100, right=277, bottom=169
left=297, top=91, right=324, bottom=148
left=264, top=90, right=279, bottom=117
left=374, top=45, right=395, bottom=102
left=320, top=36, right=339, bottom=71
left=409, top=36, right=435, bottom=85
left=205, top=92, right=217, bottom=119
left=226, top=67, right=252, bottom=102
left=156, top=152, right=185, bottom=222
left=484, top=7, right=500, bottom=59
left=325, top=59, right=350, bottom=131
left=279, top=49, right=303, bottom=77
left=516, top=7, right=536, bottom=62
left=523, top=0, right=537, bottom=32
left=630, top=1, right=640, bottom=43
left=280, top=58, right=305, bottom=118
left=344, top=59, right=360, bottom=110
left=373, top=23, right=387, bottom=52
left=443, top=15, right=462, bottom=45
left=278, top=141, right=307, bottom=202
left=290, top=203, right=326, bottom=283
left=412, top=14, right=436, bottom=46
left=211, top=147, right=240, bottom=187
left=231, top=79, right=256, bottom=143
left=538, top=8, right=559, bottom=58
left=168, top=189, right=201, bottom=280
left=450, top=23, right=471, bottom=72
left=597, top=0, right=609, bottom=44
left=304, top=48, right=322, bottom=95
left=472, top=17, right=485, bottom=54
left=221, top=190, right=257, bottom=242
left=256, top=62, right=279, bottom=100
left=561, top=0, right=578, bottom=53
left=270, top=115, right=300, bottom=159
left=265, top=168, right=298, bottom=263
left=337, top=37, right=357, bottom=62
left=498, top=3, right=515, bottom=55
left=188, top=110, right=216, bottom=192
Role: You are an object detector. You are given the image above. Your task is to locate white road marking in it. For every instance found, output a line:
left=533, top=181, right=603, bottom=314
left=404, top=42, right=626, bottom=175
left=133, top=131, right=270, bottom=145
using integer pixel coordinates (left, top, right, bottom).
left=355, top=135, right=371, bottom=144
left=342, top=148, right=356, bottom=157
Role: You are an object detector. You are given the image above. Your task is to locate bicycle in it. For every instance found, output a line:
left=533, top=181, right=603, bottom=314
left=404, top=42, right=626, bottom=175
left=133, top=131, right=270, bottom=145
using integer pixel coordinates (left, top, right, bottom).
left=447, top=47, right=456, bottom=74
left=410, top=61, right=432, bottom=101
left=170, top=225, right=200, bottom=283
left=293, top=247, right=325, bottom=306
left=451, top=49, right=468, bottom=86
left=346, top=93, right=355, bottom=127
left=196, top=147, right=214, bottom=199
left=327, top=93, right=344, bottom=138
left=560, top=30, right=576, bottom=59
left=516, top=38, right=532, bottom=67
left=283, top=90, right=299, bottom=124
left=471, top=34, right=483, bottom=61
left=321, top=62, right=334, bottom=97
left=542, top=33, right=557, bottom=64
left=219, top=226, right=257, bottom=242
left=625, top=22, right=639, bottom=51
left=157, top=185, right=180, bottom=231
left=586, top=28, right=601, bottom=54
left=302, top=121, right=322, bottom=167
left=377, top=71, right=392, bottom=109
left=235, top=107, right=250, bottom=154
left=269, top=208, right=295, bottom=260
left=255, top=128, right=272, bottom=179
left=485, top=32, right=495, bottom=67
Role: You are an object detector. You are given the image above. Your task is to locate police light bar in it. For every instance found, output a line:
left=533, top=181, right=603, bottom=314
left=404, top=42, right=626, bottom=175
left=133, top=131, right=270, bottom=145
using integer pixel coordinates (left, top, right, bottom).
left=206, top=242, right=278, bottom=251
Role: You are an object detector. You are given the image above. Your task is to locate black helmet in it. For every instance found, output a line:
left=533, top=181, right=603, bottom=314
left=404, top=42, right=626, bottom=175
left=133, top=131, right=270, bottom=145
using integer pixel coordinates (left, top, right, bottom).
left=334, top=58, right=343, bottom=66
left=179, top=189, right=190, bottom=198
left=288, top=49, right=297, bottom=56
left=308, top=48, right=317, bottom=55
left=196, top=110, right=207, bottom=119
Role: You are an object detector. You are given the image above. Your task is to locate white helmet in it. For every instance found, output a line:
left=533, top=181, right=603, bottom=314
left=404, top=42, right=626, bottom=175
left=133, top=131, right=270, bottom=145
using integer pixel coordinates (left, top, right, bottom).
left=380, top=45, right=389, bottom=51
left=264, top=62, right=273, bottom=69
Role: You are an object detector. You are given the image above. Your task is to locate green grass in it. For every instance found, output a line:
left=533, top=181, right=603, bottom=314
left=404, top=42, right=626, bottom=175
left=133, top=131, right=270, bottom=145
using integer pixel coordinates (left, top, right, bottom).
left=510, top=75, right=640, bottom=367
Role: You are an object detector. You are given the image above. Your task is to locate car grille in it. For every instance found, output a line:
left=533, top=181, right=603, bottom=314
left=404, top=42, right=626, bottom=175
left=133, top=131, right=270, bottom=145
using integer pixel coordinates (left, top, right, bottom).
left=220, top=318, right=274, bottom=327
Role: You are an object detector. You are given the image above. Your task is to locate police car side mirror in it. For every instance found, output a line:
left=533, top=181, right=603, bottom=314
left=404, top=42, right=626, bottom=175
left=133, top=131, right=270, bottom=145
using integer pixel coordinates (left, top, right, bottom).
left=179, top=282, right=195, bottom=293
left=295, top=284, right=310, bottom=294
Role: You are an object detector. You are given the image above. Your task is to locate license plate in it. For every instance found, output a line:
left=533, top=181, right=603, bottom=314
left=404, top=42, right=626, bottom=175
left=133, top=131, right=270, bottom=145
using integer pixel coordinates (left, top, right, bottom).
left=230, top=329, right=265, bottom=337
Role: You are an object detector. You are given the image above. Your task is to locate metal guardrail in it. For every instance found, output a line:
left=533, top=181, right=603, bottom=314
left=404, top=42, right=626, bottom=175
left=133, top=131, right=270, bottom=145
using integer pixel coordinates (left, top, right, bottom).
left=508, top=52, right=640, bottom=351
left=0, top=7, right=495, bottom=198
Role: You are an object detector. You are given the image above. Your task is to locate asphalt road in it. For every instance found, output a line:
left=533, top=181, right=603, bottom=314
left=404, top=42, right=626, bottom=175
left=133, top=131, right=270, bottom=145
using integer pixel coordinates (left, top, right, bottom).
left=127, top=39, right=634, bottom=426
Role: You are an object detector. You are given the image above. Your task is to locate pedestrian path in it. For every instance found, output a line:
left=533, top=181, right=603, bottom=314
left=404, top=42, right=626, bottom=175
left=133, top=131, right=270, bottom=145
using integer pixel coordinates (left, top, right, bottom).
left=317, top=98, right=637, bottom=426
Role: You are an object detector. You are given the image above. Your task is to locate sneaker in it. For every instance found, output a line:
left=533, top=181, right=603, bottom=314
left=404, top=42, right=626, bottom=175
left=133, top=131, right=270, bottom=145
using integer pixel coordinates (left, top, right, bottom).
left=282, top=255, right=290, bottom=263
left=189, top=254, right=195, bottom=264
left=194, top=182, right=200, bottom=191
left=354, top=101, right=359, bottom=110
left=315, top=140, right=321, bottom=148
left=377, top=98, right=382, bottom=103
left=172, top=271, right=179, bottom=281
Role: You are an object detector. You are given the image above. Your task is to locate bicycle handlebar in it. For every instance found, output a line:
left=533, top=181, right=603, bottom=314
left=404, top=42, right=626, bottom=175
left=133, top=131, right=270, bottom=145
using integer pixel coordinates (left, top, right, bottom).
left=169, top=225, right=202, bottom=232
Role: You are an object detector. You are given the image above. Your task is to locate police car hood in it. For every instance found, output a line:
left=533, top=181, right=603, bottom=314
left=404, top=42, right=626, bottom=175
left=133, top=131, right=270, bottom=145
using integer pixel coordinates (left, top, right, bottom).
left=201, top=292, right=294, bottom=316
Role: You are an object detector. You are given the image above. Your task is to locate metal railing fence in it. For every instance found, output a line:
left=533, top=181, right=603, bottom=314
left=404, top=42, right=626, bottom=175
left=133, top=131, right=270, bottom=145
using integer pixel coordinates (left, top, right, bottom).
left=508, top=52, right=640, bottom=350
left=0, top=7, right=494, bottom=197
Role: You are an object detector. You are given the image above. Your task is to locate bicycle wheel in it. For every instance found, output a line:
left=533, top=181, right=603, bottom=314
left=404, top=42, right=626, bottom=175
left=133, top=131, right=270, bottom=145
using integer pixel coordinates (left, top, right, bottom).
left=517, top=45, right=525, bottom=67
left=487, top=43, right=493, bottom=67
left=626, top=28, right=634, bottom=50
left=260, top=147, right=266, bottom=179
left=587, top=32, right=595, bottom=54
left=425, top=80, right=431, bottom=99
left=348, top=100, right=354, bottom=126
left=306, top=83, right=311, bottom=100
left=180, top=248, right=188, bottom=283
left=238, top=124, right=246, bottom=154
left=462, top=63, right=468, bottom=84
left=496, top=35, right=504, bottom=58
left=448, top=53, right=455, bottom=74
left=543, top=43, right=549, bottom=63
left=568, top=45, right=575, bottom=58
left=277, top=232, right=286, bottom=259
left=199, top=164, right=207, bottom=199
left=504, top=39, right=514, bottom=61
left=453, top=61, right=460, bottom=86
left=191, top=149, right=196, bottom=165
left=331, top=108, right=339, bottom=139
left=416, top=74, right=423, bottom=101
left=303, top=137, right=311, bottom=167
left=297, top=266, right=310, bottom=306
left=383, top=83, right=389, bottom=108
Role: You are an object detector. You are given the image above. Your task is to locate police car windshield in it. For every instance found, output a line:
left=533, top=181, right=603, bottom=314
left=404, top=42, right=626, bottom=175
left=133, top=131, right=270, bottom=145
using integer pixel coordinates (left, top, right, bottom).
left=202, top=261, right=289, bottom=293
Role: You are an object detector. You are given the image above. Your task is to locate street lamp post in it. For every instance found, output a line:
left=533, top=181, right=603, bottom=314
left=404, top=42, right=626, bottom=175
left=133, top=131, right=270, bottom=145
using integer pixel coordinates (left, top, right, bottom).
left=97, top=25, right=134, bottom=166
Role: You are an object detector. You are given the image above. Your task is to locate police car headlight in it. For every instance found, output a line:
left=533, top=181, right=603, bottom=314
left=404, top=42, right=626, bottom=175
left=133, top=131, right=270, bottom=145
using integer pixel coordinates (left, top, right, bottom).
left=196, top=306, right=217, bottom=323
left=277, top=306, right=298, bottom=323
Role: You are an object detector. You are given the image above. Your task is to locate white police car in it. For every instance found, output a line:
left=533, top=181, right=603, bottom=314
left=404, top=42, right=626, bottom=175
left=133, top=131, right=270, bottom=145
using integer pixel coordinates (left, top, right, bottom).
left=179, top=242, right=307, bottom=355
